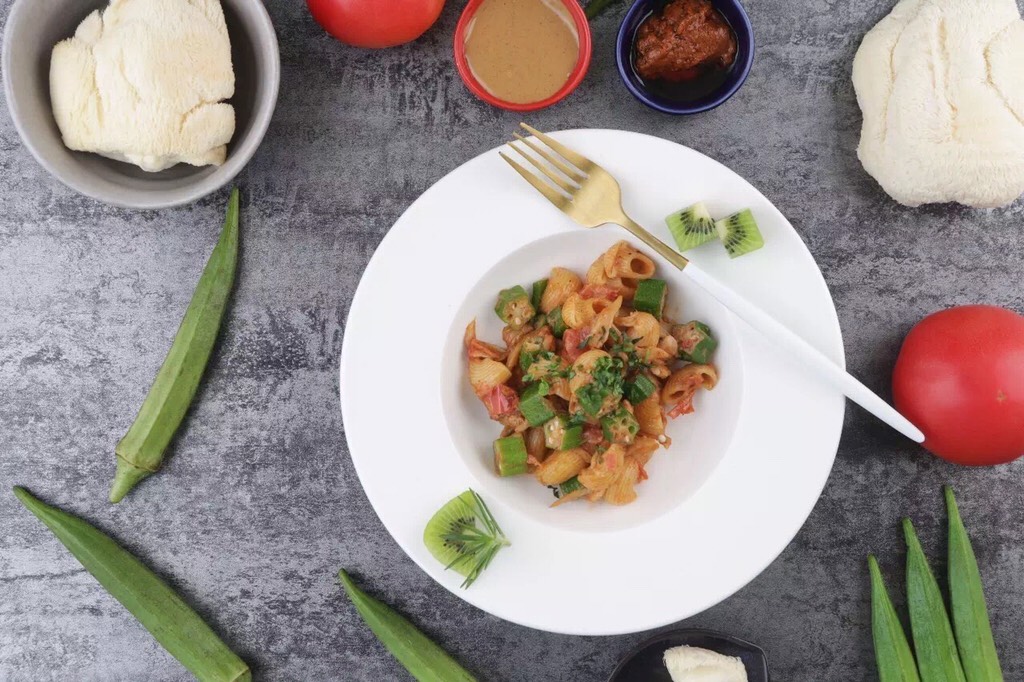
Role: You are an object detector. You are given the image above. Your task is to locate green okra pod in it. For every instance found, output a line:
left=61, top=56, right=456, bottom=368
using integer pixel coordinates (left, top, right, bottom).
left=869, top=554, right=921, bottom=682
left=904, top=518, right=967, bottom=682
left=338, top=569, right=477, bottom=682
left=585, top=0, right=624, bottom=19
left=110, top=189, right=240, bottom=502
left=13, top=487, right=250, bottom=682
left=946, top=487, right=1003, bottom=682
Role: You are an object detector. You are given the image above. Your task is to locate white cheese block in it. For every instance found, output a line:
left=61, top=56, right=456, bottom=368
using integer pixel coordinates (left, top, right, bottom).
left=50, top=0, right=235, bottom=172
left=664, top=645, right=749, bottom=682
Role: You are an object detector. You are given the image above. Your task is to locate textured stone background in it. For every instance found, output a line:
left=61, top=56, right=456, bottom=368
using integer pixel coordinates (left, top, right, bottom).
left=3, top=0, right=1024, bottom=679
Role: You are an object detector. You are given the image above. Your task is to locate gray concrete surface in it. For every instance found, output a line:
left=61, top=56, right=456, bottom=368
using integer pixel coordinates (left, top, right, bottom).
left=3, top=0, right=1024, bottom=679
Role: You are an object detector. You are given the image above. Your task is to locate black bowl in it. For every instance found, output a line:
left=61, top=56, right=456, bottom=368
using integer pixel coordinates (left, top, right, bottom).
left=609, top=628, right=770, bottom=681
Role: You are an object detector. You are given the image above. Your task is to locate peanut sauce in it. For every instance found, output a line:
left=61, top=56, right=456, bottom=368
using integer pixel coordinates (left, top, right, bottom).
left=463, top=0, right=580, bottom=105
left=633, top=0, right=737, bottom=99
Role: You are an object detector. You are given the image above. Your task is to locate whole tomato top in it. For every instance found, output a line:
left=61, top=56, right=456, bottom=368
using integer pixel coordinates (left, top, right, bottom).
left=893, top=305, right=1024, bottom=465
left=307, top=0, right=445, bottom=49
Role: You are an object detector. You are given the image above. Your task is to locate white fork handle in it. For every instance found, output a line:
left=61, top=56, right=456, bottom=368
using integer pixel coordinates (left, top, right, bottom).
left=683, top=262, right=926, bottom=443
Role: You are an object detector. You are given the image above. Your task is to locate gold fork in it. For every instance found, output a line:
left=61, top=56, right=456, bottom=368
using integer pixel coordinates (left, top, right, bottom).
left=500, top=123, right=925, bottom=443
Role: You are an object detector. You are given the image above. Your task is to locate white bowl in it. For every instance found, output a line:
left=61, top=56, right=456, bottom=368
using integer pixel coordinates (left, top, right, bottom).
left=440, top=230, right=745, bottom=533
left=2, top=0, right=280, bottom=209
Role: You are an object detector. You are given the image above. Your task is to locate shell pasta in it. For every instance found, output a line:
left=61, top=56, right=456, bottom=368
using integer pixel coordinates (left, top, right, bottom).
left=464, top=242, right=720, bottom=507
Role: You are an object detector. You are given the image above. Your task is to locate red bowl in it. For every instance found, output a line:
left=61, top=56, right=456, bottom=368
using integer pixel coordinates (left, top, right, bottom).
left=453, top=0, right=593, bottom=112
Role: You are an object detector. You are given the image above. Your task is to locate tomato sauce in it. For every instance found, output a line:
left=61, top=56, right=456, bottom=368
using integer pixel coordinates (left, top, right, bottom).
left=632, top=0, right=737, bottom=101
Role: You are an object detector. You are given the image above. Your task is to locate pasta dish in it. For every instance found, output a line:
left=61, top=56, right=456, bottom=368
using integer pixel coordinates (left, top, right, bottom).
left=463, top=241, right=719, bottom=506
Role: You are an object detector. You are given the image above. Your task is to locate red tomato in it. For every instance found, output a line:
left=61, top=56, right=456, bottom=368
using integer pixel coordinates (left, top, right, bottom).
left=666, top=397, right=694, bottom=419
left=893, top=305, right=1024, bottom=465
left=579, top=284, right=619, bottom=301
left=307, top=0, right=445, bottom=48
left=481, top=385, right=517, bottom=419
left=636, top=461, right=649, bottom=481
left=562, top=327, right=590, bottom=362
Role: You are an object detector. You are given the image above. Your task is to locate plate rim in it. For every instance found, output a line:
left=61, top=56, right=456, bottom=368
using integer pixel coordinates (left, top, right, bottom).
left=339, top=128, right=846, bottom=636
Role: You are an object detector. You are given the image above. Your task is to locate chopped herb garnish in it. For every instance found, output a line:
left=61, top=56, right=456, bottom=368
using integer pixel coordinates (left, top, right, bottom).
left=593, top=356, right=625, bottom=386
left=523, top=351, right=573, bottom=382
left=519, top=350, right=538, bottom=373
left=577, top=389, right=605, bottom=417
left=575, top=356, right=624, bottom=417
left=607, top=328, right=649, bottom=371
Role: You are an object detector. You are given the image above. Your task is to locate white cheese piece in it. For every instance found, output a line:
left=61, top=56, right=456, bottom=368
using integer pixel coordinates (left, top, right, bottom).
left=663, top=645, right=749, bottom=682
left=50, top=0, right=235, bottom=172
left=852, top=0, right=1024, bottom=208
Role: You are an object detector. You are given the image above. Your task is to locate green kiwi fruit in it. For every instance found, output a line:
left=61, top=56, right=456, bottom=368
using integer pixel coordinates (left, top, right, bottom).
left=423, top=490, right=478, bottom=577
left=715, top=209, right=765, bottom=258
left=665, top=202, right=717, bottom=251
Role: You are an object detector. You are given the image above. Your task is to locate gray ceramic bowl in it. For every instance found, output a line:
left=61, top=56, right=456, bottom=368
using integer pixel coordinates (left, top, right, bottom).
left=2, top=0, right=280, bottom=209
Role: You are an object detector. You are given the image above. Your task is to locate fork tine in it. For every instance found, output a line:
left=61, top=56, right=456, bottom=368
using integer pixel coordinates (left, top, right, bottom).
left=506, top=141, right=577, bottom=194
left=519, top=123, right=590, bottom=171
left=512, top=133, right=585, bottom=183
left=499, top=152, right=571, bottom=210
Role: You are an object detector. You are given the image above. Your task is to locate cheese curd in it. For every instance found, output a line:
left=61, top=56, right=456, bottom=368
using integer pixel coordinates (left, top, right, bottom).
left=664, top=645, right=749, bottom=682
left=50, top=0, right=235, bottom=172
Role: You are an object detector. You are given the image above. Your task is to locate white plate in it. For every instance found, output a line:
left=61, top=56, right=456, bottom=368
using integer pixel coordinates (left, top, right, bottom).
left=340, top=129, right=845, bottom=636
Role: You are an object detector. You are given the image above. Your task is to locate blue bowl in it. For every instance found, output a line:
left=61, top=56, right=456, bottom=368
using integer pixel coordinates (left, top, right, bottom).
left=615, top=0, right=755, bottom=114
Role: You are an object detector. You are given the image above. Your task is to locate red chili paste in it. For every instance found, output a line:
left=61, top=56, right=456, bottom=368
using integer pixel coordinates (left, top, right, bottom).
left=635, top=0, right=737, bottom=82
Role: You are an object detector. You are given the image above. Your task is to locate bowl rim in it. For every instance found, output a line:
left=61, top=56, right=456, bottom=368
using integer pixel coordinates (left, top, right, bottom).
left=453, top=0, right=593, bottom=113
left=615, top=0, right=755, bottom=115
left=1, top=0, right=281, bottom=210
left=438, top=229, right=747, bottom=534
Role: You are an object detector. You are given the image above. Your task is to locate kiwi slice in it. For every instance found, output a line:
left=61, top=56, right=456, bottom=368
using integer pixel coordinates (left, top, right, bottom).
left=666, top=202, right=717, bottom=251
left=424, top=491, right=479, bottom=578
left=423, top=489, right=509, bottom=587
left=715, top=209, right=765, bottom=258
